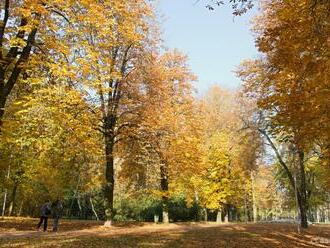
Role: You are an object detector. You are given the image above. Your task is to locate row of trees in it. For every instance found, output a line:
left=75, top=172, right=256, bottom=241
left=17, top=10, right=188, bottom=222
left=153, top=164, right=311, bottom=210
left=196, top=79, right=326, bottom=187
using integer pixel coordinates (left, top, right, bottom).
left=0, top=0, right=329, bottom=229
left=0, top=0, right=259, bottom=225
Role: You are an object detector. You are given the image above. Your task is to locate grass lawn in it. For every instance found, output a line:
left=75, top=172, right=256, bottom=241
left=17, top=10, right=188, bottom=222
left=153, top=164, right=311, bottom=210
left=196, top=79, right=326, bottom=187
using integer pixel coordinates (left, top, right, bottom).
left=0, top=217, right=329, bottom=247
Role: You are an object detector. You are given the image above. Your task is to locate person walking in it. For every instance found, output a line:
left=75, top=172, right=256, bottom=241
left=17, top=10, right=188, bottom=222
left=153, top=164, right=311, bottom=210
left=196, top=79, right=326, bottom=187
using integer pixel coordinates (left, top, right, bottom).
left=37, top=201, right=51, bottom=232
left=51, top=199, right=63, bottom=232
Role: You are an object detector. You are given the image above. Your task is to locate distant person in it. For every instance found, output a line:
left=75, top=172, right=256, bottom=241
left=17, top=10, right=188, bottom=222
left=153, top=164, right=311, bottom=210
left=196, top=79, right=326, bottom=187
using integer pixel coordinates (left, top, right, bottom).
left=37, top=201, right=51, bottom=232
left=51, top=199, right=63, bottom=232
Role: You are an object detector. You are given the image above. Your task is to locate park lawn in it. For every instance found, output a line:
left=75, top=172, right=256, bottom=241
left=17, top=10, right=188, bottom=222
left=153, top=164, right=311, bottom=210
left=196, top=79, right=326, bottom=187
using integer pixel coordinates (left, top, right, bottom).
left=0, top=218, right=330, bottom=248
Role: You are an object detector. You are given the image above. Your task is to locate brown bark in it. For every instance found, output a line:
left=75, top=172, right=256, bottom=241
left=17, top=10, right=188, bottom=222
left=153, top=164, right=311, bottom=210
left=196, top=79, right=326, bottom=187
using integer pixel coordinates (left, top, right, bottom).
left=104, top=134, right=115, bottom=225
left=0, top=5, right=38, bottom=128
left=98, top=45, right=130, bottom=226
left=103, top=113, right=117, bottom=225
left=297, top=150, right=308, bottom=228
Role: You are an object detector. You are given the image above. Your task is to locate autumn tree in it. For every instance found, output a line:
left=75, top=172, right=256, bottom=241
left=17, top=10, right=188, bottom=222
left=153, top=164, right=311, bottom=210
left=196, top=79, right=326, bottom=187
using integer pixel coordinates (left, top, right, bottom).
left=0, top=83, right=102, bottom=216
left=131, top=51, right=200, bottom=223
left=253, top=165, right=285, bottom=221
left=67, top=0, right=164, bottom=225
left=197, top=86, right=262, bottom=222
left=0, top=0, right=79, bottom=129
left=237, top=0, right=330, bottom=228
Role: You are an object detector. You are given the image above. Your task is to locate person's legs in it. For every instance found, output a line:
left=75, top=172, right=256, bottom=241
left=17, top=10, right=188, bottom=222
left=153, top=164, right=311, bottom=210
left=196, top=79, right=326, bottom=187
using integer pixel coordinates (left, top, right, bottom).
left=53, top=217, right=59, bottom=232
left=37, top=216, right=44, bottom=230
left=43, top=217, right=48, bottom=231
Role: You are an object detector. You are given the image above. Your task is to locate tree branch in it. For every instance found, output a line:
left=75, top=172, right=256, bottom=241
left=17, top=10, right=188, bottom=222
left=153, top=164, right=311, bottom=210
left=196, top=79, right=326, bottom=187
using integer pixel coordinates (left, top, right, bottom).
left=0, top=0, right=10, bottom=59
left=4, top=27, right=38, bottom=98
left=258, top=128, right=296, bottom=191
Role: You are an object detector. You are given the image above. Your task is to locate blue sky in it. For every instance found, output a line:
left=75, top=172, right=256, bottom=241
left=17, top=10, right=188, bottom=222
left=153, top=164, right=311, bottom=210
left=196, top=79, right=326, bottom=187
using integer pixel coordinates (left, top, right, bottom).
left=157, top=0, right=258, bottom=94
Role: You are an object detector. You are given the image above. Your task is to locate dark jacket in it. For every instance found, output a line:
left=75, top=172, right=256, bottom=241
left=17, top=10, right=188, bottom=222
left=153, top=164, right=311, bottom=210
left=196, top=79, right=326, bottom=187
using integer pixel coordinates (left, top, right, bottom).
left=40, top=203, right=51, bottom=217
left=51, top=200, right=63, bottom=218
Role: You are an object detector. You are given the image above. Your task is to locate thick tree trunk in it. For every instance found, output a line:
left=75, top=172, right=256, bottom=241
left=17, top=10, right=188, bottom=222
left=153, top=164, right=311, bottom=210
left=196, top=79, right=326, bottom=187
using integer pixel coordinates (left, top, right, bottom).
left=298, top=150, right=308, bottom=228
left=160, top=163, right=169, bottom=223
left=204, top=208, right=208, bottom=222
left=0, top=14, right=38, bottom=130
left=216, top=209, right=222, bottom=223
left=297, top=194, right=308, bottom=228
left=224, top=205, right=229, bottom=223
left=154, top=214, right=159, bottom=223
left=316, top=208, right=320, bottom=223
left=224, top=213, right=229, bottom=223
left=69, top=175, right=80, bottom=218
left=104, top=135, right=115, bottom=226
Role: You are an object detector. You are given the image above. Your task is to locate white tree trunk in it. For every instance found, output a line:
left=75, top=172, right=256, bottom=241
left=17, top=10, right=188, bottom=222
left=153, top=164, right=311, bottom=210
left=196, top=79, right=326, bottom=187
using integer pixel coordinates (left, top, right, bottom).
left=251, top=171, right=257, bottom=223
left=89, top=197, right=99, bottom=221
left=162, top=210, right=169, bottom=223
left=1, top=189, right=7, bottom=217
left=1, top=164, right=10, bottom=217
left=216, top=210, right=222, bottom=223
left=204, top=208, right=208, bottom=222
left=224, top=207, right=229, bottom=223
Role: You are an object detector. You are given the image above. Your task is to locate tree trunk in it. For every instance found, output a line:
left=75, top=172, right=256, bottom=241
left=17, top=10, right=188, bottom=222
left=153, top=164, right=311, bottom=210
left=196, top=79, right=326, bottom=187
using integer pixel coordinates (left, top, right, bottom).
left=69, top=174, right=80, bottom=218
left=316, top=208, right=320, bottom=223
left=160, top=163, right=169, bottom=223
left=1, top=164, right=10, bottom=217
left=251, top=171, right=257, bottom=223
left=104, top=133, right=115, bottom=226
left=224, top=205, right=229, bottom=223
left=216, top=209, right=222, bottom=223
left=154, top=214, right=159, bottom=223
left=224, top=214, right=229, bottom=223
left=77, top=196, right=82, bottom=218
left=8, top=183, right=18, bottom=216
left=204, top=208, right=208, bottom=222
left=244, top=190, right=248, bottom=223
left=89, top=196, right=99, bottom=221
left=297, top=150, right=308, bottom=228
left=1, top=188, right=7, bottom=217
left=325, top=204, right=329, bottom=223
left=194, top=190, right=199, bottom=221
left=17, top=200, right=23, bottom=216
left=297, top=194, right=308, bottom=228
left=259, top=130, right=308, bottom=229
left=0, top=100, right=5, bottom=128
left=162, top=209, right=169, bottom=224
left=0, top=15, right=38, bottom=130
